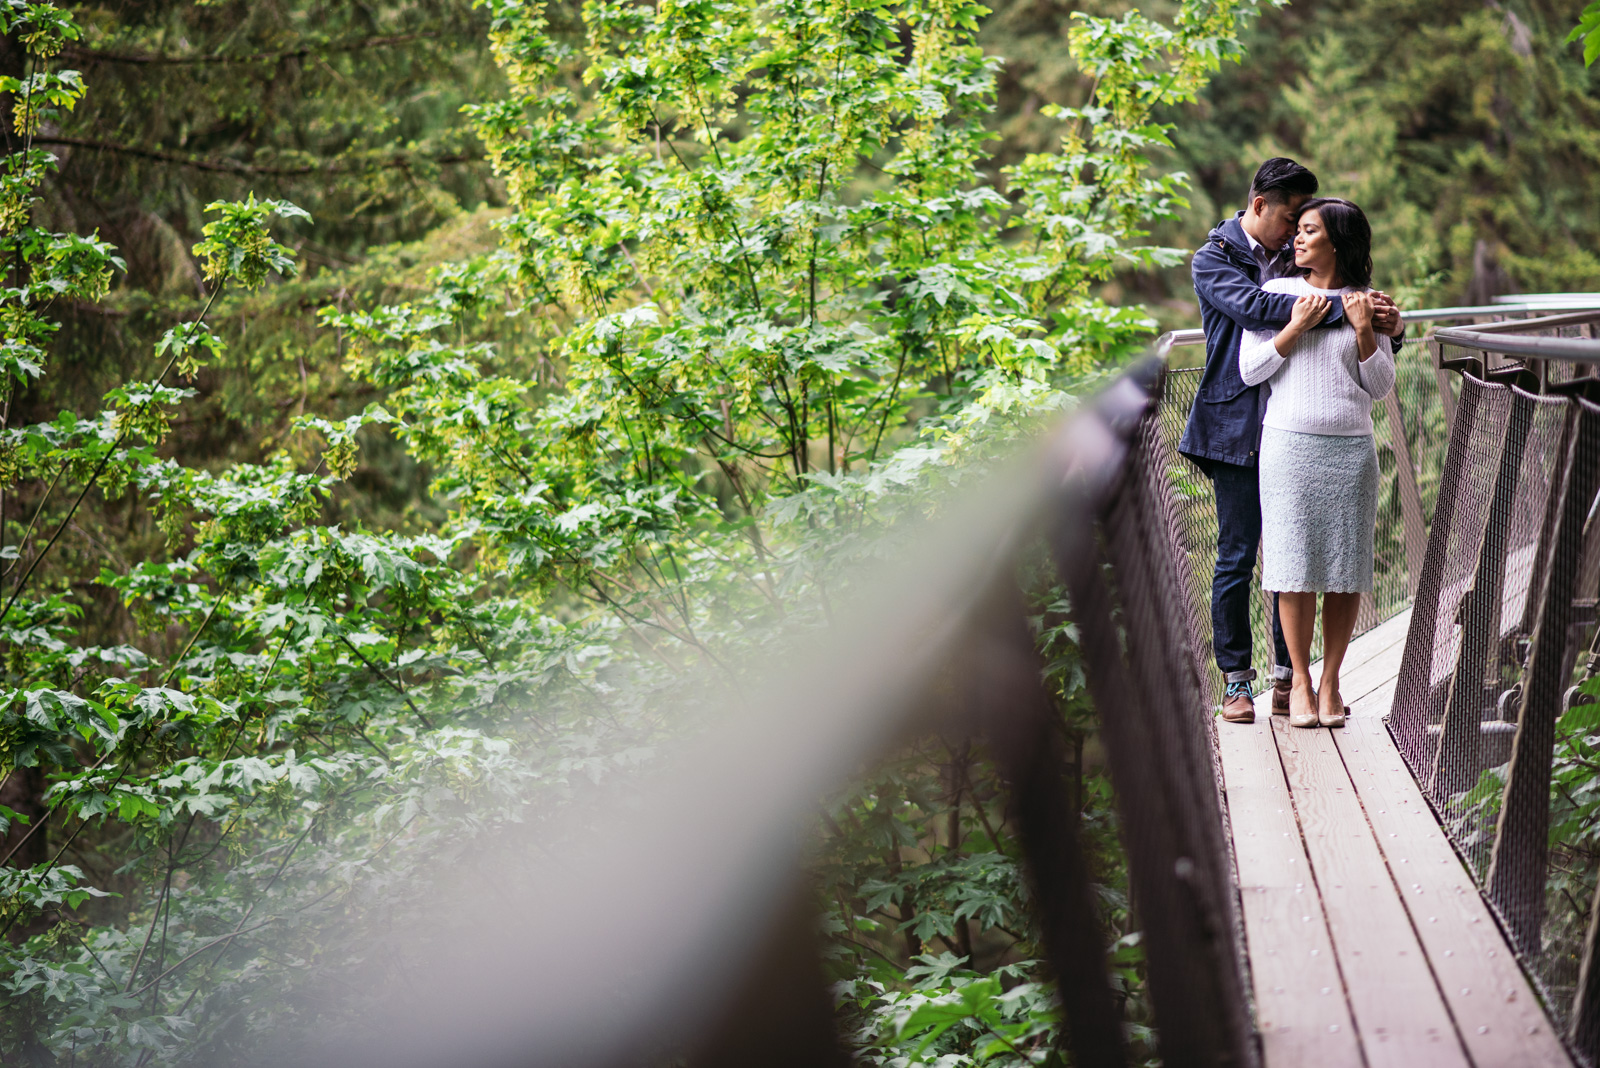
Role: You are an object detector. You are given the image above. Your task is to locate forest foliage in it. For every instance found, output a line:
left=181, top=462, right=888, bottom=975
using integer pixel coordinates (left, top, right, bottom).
left=0, top=0, right=1594, bottom=1064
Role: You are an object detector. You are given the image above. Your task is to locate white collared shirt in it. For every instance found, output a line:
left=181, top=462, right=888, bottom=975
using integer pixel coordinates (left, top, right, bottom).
left=1243, top=224, right=1295, bottom=280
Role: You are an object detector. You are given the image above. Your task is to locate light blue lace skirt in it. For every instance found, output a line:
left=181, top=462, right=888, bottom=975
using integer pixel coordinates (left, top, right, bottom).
left=1258, top=427, right=1378, bottom=593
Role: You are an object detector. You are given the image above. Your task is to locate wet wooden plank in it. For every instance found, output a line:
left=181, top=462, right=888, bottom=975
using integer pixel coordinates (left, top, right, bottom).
left=1272, top=714, right=1472, bottom=1067
left=1335, top=711, right=1572, bottom=1067
left=1218, top=708, right=1361, bottom=1067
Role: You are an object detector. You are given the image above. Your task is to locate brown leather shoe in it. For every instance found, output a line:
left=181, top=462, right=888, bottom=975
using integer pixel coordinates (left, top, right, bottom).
left=1271, top=677, right=1292, bottom=714
left=1221, top=686, right=1255, bottom=724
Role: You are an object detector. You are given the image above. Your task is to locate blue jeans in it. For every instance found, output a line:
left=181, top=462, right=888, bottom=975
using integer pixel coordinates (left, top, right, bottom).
left=1210, top=461, right=1290, bottom=684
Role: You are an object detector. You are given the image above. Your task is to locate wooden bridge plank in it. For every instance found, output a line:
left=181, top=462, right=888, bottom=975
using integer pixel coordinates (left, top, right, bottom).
left=1272, top=713, right=1472, bottom=1067
left=1330, top=610, right=1411, bottom=704
left=1219, top=711, right=1361, bottom=1067
left=1330, top=609, right=1411, bottom=679
left=1351, top=677, right=1398, bottom=722
left=1342, top=633, right=1408, bottom=704
left=1335, top=711, right=1572, bottom=1067
left=1345, top=610, right=1414, bottom=671
left=1244, top=884, right=1364, bottom=1067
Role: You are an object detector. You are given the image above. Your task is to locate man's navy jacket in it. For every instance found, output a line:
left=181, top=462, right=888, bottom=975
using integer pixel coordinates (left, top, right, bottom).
left=1177, top=213, right=1346, bottom=473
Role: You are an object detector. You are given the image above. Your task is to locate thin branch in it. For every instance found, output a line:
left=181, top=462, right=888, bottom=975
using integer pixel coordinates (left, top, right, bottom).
left=32, top=136, right=481, bottom=177
left=867, top=340, right=911, bottom=465
left=160, top=597, right=222, bottom=687
left=0, top=285, right=223, bottom=628
left=2, top=459, right=69, bottom=580
left=127, top=818, right=317, bottom=1000
left=63, top=31, right=444, bottom=66
left=338, top=635, right=436, bottom=730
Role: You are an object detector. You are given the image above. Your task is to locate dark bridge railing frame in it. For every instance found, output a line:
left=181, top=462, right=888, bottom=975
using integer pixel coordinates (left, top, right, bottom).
left=1388, top=315, right=1600, bottom=1062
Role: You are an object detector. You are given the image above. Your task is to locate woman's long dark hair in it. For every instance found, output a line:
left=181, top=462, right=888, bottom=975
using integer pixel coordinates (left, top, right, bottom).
left=1296, top=197, right=1373, bottom=289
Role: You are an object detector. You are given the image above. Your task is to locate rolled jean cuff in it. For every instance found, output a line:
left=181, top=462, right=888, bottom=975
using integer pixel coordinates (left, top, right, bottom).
left=1223, top=668, right=1258, bottom=685
left=1271, top=664, right=1293, bottom=682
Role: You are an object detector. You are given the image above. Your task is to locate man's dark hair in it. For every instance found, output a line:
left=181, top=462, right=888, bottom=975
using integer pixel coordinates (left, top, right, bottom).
left=1249, top=157, right=1318, bottom=206
left=1296, top=197, right=1373, bottom=288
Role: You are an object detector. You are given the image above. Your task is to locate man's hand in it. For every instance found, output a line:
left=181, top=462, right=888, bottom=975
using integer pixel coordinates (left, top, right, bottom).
left=1342, top=290, right=1375, bottom=332
left=1344, top=290, right=1381, bottom=361
left=1290, top=293, right=1330, bottom=332
left=1273, top=293, right=1330, bottom=357
left=1370, top=290, right=1404, bottom=337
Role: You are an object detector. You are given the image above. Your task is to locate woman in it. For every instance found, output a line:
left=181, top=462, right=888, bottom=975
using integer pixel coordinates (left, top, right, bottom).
left=1237, top=198, right=1395, bottom=729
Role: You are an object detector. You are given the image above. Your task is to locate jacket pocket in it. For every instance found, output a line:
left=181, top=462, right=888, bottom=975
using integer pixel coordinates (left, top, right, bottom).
left=1198, top=378, right=1252, bottom=404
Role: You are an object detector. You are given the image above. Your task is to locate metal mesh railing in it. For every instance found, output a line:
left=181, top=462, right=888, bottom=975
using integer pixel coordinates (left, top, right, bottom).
left=1058, top=364, right=1255, bottom=1065
left=1385, top=314, right=1600, bottom=1057
left=1157, top=332, right=1453, bottom=700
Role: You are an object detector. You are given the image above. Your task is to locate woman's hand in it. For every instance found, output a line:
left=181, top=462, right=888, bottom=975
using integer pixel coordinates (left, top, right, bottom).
left=1273, top=293, right=1330, bottom=357
left=1342, top=290, right=1375, bottom=331
left=1343, top=290, right=1378, bottom=361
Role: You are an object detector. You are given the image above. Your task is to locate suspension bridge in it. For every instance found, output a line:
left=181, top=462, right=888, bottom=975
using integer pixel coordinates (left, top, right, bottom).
left=314, top=296, right=1600, bottom=1068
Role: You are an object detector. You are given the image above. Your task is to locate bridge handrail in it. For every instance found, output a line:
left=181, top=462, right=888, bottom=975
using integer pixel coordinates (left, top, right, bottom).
left=1446, top=310, right=1600, bottom=335
left=1433, top=325, right=1600, bottom=362
left=290, top=353, right=1263, bottom=1068
left=1410, top=299, right=1600, bottom=319
left=1158, top=303, right=1600, bottom=357
left=1495, top=293, right=1600, bottom=305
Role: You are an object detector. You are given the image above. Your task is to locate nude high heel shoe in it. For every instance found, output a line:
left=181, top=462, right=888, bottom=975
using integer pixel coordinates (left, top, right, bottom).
left=1318, top=691, right=1347, bottom=728
left=1288, top=685, right=1318, bottom=728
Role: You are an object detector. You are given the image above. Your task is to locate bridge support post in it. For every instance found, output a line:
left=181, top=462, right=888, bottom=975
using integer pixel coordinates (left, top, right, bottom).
left=1383, top=389, right=1429, bottom=598
left=1572, top=877, right=1600, bottom=1061
left=689, top=889, right=851, bottom=1068
left=1430, top=337, right=1459, bottom=430
left=1387, top=374, right=1497, bottom=773
left=1487, top=399, right=1600, bottom=958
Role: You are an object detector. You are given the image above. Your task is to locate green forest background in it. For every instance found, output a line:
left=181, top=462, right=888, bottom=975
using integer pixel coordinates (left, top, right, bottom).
left=0, top=0, right=1595, bottom=1062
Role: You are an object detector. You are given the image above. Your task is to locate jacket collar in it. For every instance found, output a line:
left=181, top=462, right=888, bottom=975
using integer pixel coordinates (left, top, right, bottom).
left=1208, top=213, right=1255, bottom=263
left=1210, top=211, right=1295, bottom=270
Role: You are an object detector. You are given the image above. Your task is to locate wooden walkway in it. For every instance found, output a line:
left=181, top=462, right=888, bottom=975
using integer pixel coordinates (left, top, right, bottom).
left=1217, top=608, right=1574, bottom=1067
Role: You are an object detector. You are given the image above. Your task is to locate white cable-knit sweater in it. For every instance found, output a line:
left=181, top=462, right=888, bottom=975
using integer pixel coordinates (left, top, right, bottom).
left=1239, top=276, right=1396, bottom=436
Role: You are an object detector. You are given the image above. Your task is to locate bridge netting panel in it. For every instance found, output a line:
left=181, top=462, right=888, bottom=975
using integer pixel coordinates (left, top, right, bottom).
left=1388, top=340, right=1600, bottom=1049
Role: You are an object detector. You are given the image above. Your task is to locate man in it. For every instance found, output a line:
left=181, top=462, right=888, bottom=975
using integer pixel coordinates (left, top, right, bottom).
left=1179, top=158, right=1404, bottom=724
